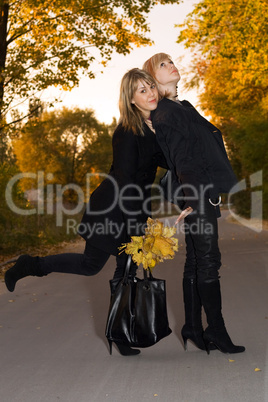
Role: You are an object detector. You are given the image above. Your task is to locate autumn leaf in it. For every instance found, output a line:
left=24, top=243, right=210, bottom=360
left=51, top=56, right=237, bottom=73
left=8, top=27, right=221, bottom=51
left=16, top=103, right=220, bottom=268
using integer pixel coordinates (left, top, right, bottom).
left=119, top=218, right=178, bottom=271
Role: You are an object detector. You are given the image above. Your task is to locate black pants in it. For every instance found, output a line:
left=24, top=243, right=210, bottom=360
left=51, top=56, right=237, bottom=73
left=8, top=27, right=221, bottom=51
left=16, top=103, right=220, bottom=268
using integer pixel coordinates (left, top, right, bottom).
left=38, top=242, right=137, bottom=279
left=183, top=199, right=221, bottom=283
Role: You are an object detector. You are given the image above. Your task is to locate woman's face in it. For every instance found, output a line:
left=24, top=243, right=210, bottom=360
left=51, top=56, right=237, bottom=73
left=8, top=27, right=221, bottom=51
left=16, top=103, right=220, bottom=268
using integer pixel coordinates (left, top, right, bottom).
left=154, top=58, right=180, bottom=86
left=131, top=79, right=158, bottom=118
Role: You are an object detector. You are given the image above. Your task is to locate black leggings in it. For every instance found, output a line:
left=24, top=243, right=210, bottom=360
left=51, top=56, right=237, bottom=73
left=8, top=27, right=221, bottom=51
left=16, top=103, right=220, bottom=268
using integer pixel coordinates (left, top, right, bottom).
left=38, top=242, right=137, bottom=279
left=183, top=199, right=221, bottom=283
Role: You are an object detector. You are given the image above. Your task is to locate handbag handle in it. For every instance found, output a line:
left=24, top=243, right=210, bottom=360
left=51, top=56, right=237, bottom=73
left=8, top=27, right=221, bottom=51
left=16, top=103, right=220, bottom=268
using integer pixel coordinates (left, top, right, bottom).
left=122, top=255, right=133, bottom=284
left=143, top=268, right=154, bottom=281
left=123, top=255, right=154, bottom=284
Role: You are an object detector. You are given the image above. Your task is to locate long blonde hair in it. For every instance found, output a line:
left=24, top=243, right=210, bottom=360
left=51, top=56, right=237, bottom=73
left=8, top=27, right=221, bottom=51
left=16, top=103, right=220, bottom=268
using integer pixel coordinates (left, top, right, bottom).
left=119, top=68, right=157, bottom=136
left=143, top=53, right=172, bottom=98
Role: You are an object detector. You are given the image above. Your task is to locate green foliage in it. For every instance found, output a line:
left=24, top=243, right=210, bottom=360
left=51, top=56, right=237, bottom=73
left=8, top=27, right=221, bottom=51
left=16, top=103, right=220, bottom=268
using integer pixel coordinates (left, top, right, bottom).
left=177, top=0, right=268, bottom=219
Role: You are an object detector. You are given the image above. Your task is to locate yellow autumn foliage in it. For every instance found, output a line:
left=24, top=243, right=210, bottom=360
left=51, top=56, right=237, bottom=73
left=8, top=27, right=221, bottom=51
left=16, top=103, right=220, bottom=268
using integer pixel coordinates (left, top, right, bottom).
left=119, top=218, right=178, bottom=271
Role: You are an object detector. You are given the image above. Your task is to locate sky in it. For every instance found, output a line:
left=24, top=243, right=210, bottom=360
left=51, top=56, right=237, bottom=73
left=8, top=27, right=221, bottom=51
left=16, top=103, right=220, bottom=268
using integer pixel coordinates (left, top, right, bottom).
left=46, top=0, right=199, bottom=125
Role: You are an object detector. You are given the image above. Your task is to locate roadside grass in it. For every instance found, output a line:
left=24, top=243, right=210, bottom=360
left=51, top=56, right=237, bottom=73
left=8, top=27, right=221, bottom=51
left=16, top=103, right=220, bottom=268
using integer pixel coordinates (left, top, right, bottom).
left=0, top=211, right=82, bottom=278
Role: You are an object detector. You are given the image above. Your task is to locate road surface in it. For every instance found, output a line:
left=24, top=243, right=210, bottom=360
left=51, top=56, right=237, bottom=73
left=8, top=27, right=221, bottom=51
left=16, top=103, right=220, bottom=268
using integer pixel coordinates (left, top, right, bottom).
left=0, top=212, right=267, bottom=402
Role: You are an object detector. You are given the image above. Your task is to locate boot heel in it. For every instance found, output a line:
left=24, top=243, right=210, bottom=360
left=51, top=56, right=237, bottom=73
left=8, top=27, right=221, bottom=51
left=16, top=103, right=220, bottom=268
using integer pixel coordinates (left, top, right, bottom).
left=181, top=325, right=208, bottom=351
left=182, top=335, right=188, bottom=351
left=109, top=341, right=140, bottom=356
left=203, top=328, right=245, bottom=354
left=203, top=337, right=211, bottom=355
left=108, top=340, right=113, bottom=355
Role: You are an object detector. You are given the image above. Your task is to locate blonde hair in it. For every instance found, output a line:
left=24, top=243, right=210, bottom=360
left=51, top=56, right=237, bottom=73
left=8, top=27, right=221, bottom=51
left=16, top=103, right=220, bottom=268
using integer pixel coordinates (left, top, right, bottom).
left=143, top=53, right=172, bottom=98
left=119, top=68, right=157, bottom=136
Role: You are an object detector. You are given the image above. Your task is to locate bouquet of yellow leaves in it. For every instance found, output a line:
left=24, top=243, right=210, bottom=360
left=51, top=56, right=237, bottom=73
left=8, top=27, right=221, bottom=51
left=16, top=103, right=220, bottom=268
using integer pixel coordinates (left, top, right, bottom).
left=119, top=217, right=178, bottom=271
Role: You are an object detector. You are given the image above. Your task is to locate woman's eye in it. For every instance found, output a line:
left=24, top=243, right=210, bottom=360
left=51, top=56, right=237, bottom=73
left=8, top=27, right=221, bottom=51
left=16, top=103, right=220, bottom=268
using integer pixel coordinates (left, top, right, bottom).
left=160, top=62, right=165, bottom=67
left=151, top=84, right=155, bottom=89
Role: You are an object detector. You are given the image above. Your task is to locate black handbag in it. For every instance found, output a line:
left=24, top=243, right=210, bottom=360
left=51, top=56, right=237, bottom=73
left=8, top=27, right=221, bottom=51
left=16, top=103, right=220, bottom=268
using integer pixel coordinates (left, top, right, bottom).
left=105, top=255, right=172, bottom=348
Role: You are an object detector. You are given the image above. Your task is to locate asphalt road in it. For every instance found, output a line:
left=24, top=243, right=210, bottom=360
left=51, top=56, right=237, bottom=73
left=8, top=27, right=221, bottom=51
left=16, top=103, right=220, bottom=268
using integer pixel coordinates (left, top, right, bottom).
left=0, top=211, right=267, bottom=402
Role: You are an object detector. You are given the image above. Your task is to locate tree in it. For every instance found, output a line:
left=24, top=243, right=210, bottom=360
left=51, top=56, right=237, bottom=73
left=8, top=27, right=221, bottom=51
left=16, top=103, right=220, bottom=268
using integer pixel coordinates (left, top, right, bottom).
left=0, top=0, right=180, bottom=132
left=179, top=0, right=267, bottom=107
left=177, top=0, right=268, bottom=218
left=13, top=107, right=113, bottom=200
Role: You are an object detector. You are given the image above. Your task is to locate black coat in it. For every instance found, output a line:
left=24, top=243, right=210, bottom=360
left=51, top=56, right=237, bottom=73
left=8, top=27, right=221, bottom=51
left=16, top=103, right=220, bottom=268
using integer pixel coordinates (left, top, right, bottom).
left=151, top=98, right=237, bottom=210
left=78, top=123, right=167, bottom=255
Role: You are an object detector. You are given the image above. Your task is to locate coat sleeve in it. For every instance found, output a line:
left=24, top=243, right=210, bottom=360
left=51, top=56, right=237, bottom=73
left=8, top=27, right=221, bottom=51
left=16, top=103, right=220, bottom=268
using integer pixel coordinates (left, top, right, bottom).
left=154, top=110, right=200, bottom=211
left=112, top=128, right=139, bottom=188
left=112, top=128, right=142, bottom=235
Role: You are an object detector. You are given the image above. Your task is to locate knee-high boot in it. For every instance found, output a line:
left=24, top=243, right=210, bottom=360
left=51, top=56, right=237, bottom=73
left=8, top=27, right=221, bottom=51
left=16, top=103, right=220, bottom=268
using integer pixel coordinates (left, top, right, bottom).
left=181, top=278, right=207, bottom=350
left=198, top=279, right=245, bottom=354
left=107, top=275, right=140, bottom=357
left=5, top=255, right=46, bottom=292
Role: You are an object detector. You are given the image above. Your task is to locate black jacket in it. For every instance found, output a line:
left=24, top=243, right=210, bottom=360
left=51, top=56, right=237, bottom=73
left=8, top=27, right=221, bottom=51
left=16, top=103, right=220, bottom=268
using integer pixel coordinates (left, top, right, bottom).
left=78, top=123, right=167, bottom=255
left=151, top=98, right=237, bottom=210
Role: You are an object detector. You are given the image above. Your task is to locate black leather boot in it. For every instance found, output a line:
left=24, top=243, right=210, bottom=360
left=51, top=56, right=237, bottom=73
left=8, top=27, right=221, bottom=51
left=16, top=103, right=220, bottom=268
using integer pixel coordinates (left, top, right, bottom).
left=107, top=275, right=140, bottom=356
left=181, top=278, right=207, bottom=351
left=198, top=279, right=245, bottom=354
left=108, top=340, right=140, bottom=356
left=5, top=255, right=46, bottom=292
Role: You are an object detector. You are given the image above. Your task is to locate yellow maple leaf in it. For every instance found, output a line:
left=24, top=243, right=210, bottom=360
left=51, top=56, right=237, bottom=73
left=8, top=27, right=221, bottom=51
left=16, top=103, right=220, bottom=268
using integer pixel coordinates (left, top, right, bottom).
left=119, top=218, right=179, bottom=271
left=162, top=225, right=177, bottom=238
left=151, top=236, right=175, bottom=258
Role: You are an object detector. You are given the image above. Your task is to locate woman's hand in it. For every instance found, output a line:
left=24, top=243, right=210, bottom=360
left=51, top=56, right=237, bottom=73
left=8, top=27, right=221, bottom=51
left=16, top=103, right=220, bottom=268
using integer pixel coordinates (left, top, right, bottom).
left=174, top=207, right=193, bottom=224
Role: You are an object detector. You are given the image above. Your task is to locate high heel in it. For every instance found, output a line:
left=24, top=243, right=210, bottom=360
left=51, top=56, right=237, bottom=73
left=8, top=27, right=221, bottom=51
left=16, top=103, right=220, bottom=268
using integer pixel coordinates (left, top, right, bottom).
left=203, top=327, right=245, bottom=354
left=182, top=334, right=188, bottom=350
left=108, top=340, right=140, bottom=356
left=181, top=325, right=206, bottom=351
left=108, top=340, right=113, bottom=355
left=181, top=278, right=216, bottom=351
left=203, top=338, right=215, bottom=355
left=198, top=279, right=245, bottom=355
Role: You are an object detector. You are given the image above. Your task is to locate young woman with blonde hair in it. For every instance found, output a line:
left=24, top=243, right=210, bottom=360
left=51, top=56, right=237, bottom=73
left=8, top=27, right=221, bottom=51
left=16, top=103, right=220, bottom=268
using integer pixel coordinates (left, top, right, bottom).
left=5, top=68, right=168, bottom=356
left=143, top=53, right=245, bottom=354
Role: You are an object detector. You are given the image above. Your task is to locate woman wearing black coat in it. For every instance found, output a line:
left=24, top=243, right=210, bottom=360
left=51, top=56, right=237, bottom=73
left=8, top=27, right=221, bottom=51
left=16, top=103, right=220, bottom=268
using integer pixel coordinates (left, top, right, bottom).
left=5, top=68, right=167, bottom=356
left=143, top=53, right=245, bottom=354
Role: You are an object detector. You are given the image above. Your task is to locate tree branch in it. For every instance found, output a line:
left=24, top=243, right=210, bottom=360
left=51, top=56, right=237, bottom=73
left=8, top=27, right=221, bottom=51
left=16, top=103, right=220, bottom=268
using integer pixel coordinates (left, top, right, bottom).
left=7, top=17, right=35, bottom=45
left=0, top=105, right=42, bottom=130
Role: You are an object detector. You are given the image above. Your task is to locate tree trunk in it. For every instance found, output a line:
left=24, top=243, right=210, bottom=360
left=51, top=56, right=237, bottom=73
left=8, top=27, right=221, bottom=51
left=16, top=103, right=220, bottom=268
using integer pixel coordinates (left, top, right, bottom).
left=0, top=1, right=8, bottom=114
left=0, top=1, right=9, bottom=162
